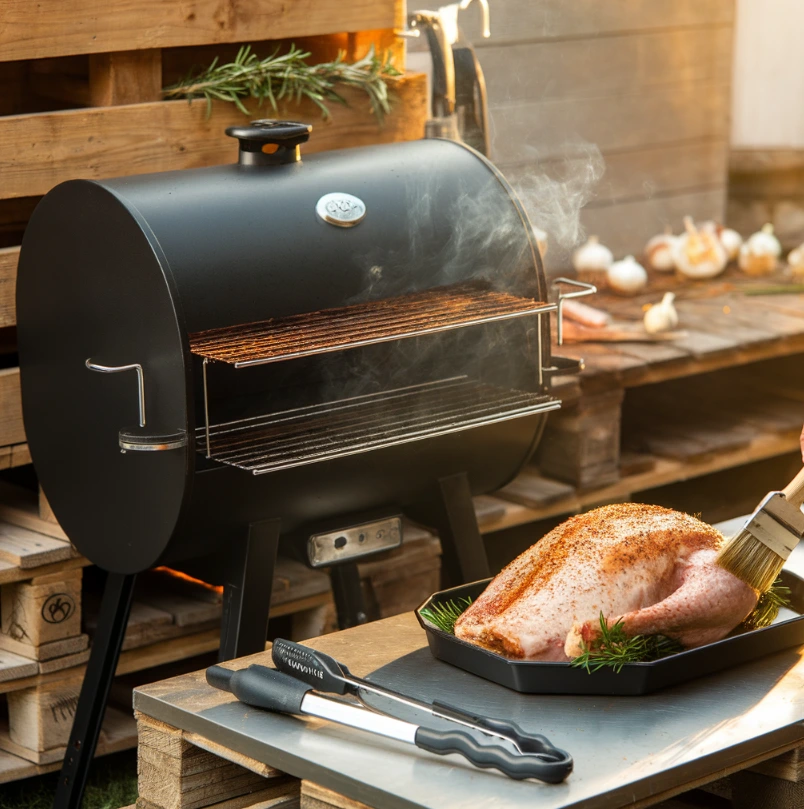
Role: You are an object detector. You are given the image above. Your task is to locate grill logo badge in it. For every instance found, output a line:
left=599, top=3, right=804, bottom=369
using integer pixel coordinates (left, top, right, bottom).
left=316, top=192, right=367, bottom=228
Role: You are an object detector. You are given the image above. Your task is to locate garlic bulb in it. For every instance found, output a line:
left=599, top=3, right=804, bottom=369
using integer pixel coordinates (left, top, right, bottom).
left=718, top=226, right=743, bottom=261
left=738, top=223, right=782, bottom=276
left=673, top=217, right=728, bottom=279
left=788, top=243, right=804, bottom=278
left=643, top=292, right=679, bottom=334
left=644, top=227, right=677, bottom=272
left=607, top=255, right=648, bottom=295
left=572, top=235, right=613, bottom=287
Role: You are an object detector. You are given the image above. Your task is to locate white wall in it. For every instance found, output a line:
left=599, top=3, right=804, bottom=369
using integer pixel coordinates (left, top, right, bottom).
left=732, top=0, right=804, bottom=148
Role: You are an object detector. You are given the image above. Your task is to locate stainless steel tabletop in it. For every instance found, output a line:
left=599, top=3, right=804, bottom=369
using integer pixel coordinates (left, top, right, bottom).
left=134, top=516, right=804, bottom=809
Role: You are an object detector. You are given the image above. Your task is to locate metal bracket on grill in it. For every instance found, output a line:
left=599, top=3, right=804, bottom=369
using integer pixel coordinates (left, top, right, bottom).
left=86, top=359, right=146, bottom=426
left=551, top=277, right=597, bottom=346
left=86, top=359, right=187, bottom=452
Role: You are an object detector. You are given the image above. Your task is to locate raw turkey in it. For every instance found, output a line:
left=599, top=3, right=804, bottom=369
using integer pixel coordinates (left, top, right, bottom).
left=453, top=503, right=758, bottom=661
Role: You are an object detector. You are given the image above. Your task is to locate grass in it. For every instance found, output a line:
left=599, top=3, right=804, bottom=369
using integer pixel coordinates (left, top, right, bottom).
left=0, top=750, right=137, bottom=809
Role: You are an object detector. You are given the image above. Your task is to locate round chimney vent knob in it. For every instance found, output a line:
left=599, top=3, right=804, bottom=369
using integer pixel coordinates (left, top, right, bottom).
left=225, top=120, right=312, bottom=167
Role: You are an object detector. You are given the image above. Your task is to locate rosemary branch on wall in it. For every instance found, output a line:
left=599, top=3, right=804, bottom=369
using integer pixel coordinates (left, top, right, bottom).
left=162, top=45, right=402, bottom=122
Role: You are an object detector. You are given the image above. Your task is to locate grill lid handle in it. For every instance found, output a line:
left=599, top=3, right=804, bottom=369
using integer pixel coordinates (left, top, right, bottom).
left=226, top=120, right=312, bottom=166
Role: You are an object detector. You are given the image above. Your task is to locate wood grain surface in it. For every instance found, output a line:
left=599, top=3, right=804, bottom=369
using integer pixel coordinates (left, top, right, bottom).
left=0, top=0, right=405, bottom=62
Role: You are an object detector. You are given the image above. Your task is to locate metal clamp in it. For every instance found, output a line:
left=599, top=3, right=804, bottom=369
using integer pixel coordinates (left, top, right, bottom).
left=551, top=278, right=597, bottom=346
left=86, top=359, right=146, bottom=426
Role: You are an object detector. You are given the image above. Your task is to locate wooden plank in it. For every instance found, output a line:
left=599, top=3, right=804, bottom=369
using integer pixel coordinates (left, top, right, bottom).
left=0, top=248, right=17, bottom=328
left=0, top=704, right=134, bottom=764
left=0, top=650, right=38, bottom=683
left=460, top=0, right=734, bottom=45
left=0, top=556, right=88, bottom=587
left=0, top=368, right=24, bottom=447
left=505, top=140, right=728, bottom=209
left=89, top=49, right=162, bottom=106
left=0, top=567, right=82, bottom=649
left=481, top=28, right=732, bottom=105
left=136, top=713, right=293, bottom=809
left=0, top=707, right=137, bottom=783
left=495, top=470, right=576, bottom=508
left=301, top=782, right=372, bottom=809
left=481, top=431, right=801, bottom=535
left=10, top=444, right=32, bottom=468
left=0, top=627, right=220, bottom=695
left=0, top=75, right=427, bottom=200
left=0, top=522, right=72, bottom=567
left=0, top=482, right=70, bottom=540
left=0, top=633, right=88, bottom=662
left=0, top=0, right=405, bottom=62
left=490, top=81, right=730, bottom=166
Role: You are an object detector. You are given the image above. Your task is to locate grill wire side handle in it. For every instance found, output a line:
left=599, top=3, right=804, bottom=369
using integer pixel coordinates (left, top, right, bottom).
left=550, top=278, right=597, bottom=347
left=85, top=359, right=186, bottom=452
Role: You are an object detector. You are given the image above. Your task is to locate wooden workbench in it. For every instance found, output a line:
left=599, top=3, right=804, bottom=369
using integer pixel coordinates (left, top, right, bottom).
left=132, top=517, right=804, bottom=809
left=476, top=276, right=804, bottom=540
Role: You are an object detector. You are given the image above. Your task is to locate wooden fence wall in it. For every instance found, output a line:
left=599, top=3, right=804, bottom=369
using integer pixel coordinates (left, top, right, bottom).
left=460, top=0, right=735, bottom=269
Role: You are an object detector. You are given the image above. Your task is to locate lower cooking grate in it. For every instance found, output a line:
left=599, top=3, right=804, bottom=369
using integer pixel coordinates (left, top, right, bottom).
left=197, top=377, right=559, bottom=474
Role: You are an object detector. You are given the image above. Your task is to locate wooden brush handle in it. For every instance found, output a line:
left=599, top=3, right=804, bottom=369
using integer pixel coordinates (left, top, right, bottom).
left=782, top=467, right=804, bottom=507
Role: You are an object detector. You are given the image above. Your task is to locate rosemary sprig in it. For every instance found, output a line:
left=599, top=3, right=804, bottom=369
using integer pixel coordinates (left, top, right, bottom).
left=163, top=44, right=402, bottom=122
left=571, top=614, right=684, bottom=674
left=420, top=597, right=473, bottom=634
left=742, top=578, right=792, bottom=630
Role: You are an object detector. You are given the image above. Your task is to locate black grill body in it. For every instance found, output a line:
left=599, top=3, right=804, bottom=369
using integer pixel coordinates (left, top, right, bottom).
left=18, top=135, right=553, bottom=576
left=17, top=125, right=583, bottom=809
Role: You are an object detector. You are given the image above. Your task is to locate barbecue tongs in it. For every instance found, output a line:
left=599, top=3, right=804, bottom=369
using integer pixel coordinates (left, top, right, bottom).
left=206, top=639, right=572, bottom=783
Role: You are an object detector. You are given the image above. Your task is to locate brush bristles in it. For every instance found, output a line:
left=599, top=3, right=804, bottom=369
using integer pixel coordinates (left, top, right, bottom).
left=717, top=529, right=786, bottom=594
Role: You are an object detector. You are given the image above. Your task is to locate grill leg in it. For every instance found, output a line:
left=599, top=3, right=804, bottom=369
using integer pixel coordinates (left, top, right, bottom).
left=219, top=518, right=281, bottom=660
left=53, top=571, right=137, bottom=809
left=413, top=472, right=490, bottom=587
left=330, top=562, right=369, bottom=629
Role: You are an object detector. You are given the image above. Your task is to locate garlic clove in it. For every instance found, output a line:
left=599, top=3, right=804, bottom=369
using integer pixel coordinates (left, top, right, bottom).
left=644, top=226, right=678, bottom=272
left=718, top=226, right=743, bottom=261
left=788, top=243, right=804, bottom=278
left=738, top=223, right=781, bottom=276
left=673, top=217, right=728, bottom=279
left=572, top=235, right=613, bottom=273
left=607, top=255, right=648, bottom=296
left=643, top=292, right=679, bottom=334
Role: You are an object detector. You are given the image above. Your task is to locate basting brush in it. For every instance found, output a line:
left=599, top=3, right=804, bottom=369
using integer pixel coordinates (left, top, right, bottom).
left=716, top=467, right=804, bottom=593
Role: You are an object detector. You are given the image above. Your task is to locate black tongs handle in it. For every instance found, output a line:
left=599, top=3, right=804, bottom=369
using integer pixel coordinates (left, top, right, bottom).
left=432, top=700, right=564, bottom=759
left=415, top=727, right=573, bottom=783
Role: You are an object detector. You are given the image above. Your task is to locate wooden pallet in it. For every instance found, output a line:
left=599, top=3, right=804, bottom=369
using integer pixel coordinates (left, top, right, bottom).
left=0, top=0, right=426, bottom=464
left=136, top=713, right=299, bottom=809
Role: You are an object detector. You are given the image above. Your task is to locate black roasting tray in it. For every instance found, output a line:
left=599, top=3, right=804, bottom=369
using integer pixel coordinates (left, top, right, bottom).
left=416, top=569, right=804, bottom=696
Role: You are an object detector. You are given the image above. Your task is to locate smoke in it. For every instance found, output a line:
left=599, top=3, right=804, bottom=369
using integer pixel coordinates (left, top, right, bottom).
left=503, top=140, right=606, bottom=271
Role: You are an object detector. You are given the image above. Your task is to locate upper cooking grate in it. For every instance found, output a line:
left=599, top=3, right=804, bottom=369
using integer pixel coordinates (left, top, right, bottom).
left=196, top=376, right=559, bottom=474
left=188, top=281, right=552, bottom=367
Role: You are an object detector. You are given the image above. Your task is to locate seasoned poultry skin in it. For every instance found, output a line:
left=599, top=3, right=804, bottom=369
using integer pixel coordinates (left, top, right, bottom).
left=454, top=503, right=758, bottom=661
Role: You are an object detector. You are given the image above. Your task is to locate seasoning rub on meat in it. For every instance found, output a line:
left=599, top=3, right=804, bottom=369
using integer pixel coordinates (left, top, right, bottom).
left=454, top=504, right=758, bottom=661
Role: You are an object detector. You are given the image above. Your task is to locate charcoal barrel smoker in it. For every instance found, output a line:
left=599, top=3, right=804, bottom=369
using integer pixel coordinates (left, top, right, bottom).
left=16, top=121, right=592, bottom=808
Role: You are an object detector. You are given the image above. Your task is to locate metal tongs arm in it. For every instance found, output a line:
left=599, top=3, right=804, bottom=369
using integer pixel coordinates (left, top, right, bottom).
left=271, top=639, right=572, bottom=771
left=207, top=661, right=573, bottom=783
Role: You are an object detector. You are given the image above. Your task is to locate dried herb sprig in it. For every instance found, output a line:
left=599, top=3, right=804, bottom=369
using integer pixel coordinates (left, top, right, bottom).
left=571, top=615, right=683, bottom=674
left=163, top=44, right=401, bottom=122
left=742, top=578, right=791, bottom=630
left=420, top=597, right=473, bottom=634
